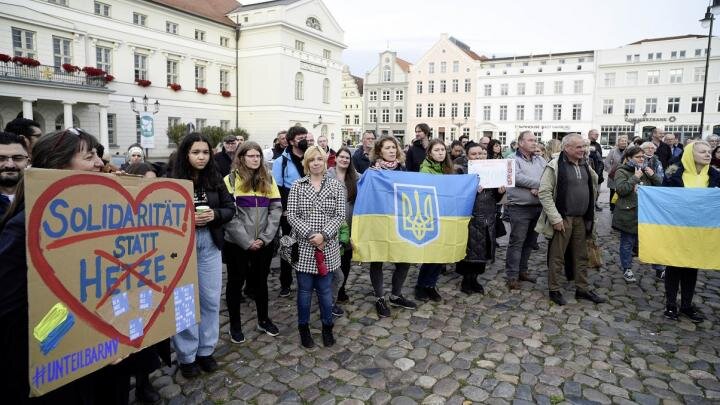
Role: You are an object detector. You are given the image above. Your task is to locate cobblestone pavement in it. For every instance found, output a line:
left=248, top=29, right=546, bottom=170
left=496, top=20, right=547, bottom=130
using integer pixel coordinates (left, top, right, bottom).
left=136, top=189, right=720, bottom=405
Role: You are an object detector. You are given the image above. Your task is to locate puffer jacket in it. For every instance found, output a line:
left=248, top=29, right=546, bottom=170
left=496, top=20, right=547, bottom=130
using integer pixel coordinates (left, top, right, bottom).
left=223, top=170, right=282, bottom=249
left=419, top=158, right=444, bottom=174
left=611, top=164, right=662, bottom=234
left=457, top=162, right=501, bottom=263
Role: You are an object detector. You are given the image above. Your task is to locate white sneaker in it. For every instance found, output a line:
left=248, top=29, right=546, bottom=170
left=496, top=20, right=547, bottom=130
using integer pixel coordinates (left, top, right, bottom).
left=623, top=269, right=636, bottom=282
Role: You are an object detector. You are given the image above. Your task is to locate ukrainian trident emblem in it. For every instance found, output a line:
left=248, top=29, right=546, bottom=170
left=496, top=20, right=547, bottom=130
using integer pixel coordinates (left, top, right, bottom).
left=394, top=184, right=440, bottom=246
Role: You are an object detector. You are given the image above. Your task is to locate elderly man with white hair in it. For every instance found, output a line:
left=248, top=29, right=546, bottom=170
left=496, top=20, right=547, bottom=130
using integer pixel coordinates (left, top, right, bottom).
left=536, top=133, right=605, bottom=306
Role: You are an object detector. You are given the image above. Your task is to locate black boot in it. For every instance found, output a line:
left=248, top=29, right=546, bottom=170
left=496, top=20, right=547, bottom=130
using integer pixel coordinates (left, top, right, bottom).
left=135, top=372, right=160, bottom=404
left=298, top=324, right=315, bottom=348
left=321, top=323, right=335, bottom=347
left=460, top=274, right=475, bottom=295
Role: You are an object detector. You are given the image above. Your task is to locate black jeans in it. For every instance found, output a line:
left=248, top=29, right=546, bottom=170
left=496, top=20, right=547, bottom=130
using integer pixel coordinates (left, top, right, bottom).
left=664, top=266, right=698, bottom=310
left=369, top=262, right=410, bottom=298
left=279, top=216, right=293, bottom=289
left=225, top=242, right=273, bottom=326
left=338, top=248, right=352, bottom=297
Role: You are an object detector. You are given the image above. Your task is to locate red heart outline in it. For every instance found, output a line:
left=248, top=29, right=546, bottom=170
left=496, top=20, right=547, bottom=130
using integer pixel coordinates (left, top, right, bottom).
left=27, top=174, right=195, bottom=348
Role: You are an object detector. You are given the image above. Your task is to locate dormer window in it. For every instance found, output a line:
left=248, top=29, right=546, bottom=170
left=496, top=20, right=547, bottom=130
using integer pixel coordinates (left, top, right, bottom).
left=306, top=17, right=321, bottom=31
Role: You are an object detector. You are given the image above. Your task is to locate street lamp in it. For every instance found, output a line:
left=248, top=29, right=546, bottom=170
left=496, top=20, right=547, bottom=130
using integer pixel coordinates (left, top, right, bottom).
left=451, top=116, right=468, bottom=141
left=699, top=0, right=720, bottom=138
left=312, top=114, right=323, bottom=128
left=130, top=94, right=160, bottom=158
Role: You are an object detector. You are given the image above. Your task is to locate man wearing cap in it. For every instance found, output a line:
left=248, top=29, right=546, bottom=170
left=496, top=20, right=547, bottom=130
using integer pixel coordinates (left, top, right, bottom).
left=214, top=135, right=239, bottom=177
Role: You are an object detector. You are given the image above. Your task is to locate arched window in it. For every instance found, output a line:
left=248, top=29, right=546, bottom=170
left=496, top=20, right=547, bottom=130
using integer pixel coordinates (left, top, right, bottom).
left=54, top=114, right=79, bottom=130
left=306, top=17, right=322, bottom=31
left=295, top=72, right=304, bottom=100
left=383, top=65, right=391, bottom=82
left=321, top=124, right=328, bottom=138
left=322, top=78, right=330, bottom=104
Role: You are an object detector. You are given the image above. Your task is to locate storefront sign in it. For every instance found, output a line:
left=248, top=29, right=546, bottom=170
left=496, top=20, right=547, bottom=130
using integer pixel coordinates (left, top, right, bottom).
left=515, top=124, right=571, bottom=130
left=624, top=115, right=677, bottom=124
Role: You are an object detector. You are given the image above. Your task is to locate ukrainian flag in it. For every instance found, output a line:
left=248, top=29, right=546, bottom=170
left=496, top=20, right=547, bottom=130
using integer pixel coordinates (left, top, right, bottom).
left=351, top=170, right=478, bottom=263
left=638, top=186, right=720, bottom=270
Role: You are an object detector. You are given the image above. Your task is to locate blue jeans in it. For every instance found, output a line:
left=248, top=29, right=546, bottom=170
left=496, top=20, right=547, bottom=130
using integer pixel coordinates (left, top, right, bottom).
left=504, top=205, right=542, bottom=280
left=416, top=264, right=442, bottom=288
left=296, top=271, right=334, bottom=326
left=619, top=231, right=637, bottom=270
left=173, top=228, right=222, bottom=364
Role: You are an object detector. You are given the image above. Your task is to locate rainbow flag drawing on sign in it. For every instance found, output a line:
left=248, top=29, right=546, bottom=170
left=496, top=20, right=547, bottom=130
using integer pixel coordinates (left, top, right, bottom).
left=351, top=170, right=477, bottom=263
left=638, top=186, right=720, bottom=270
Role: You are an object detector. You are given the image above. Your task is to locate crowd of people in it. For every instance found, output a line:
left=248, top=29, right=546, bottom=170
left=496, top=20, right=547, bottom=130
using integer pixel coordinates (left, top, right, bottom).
left=0, top=116, right=717, bottom=403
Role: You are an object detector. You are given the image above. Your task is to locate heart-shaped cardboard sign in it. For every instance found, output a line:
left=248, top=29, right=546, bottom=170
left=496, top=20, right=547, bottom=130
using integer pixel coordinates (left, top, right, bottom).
left=25, top=169, right=199, bottom=396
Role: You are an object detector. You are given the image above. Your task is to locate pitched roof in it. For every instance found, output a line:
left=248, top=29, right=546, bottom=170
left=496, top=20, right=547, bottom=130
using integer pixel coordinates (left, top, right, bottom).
left=231, top=0, right=302, bottom=12
left=351, top=75, right=364, bottom=95
left=628, top=34, right=707, bottom=45
left=449, top=36, right=488, bottom=61
left=486, top=50, right=594, bottom=62
left=146, top=0, right=239, bottom=26
left=395, top=57, right=411, bottom=73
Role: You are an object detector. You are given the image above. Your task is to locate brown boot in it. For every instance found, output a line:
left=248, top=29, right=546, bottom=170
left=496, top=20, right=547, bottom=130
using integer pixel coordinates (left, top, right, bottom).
left=519, top=273, right=537, bottom=283
left=506, top=279, right=520, bottom=290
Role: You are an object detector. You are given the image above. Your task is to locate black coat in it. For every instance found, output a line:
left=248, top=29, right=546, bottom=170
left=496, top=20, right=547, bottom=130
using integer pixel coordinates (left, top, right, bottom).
left=655, top=142, right=672, bottom=170
left=405, top=139, right=427, bottom=172
left=352, top=148, right=371, bottom=174
left=213, top=149, right=234, bottom=178
left=456, top=165, right=502, bottom=263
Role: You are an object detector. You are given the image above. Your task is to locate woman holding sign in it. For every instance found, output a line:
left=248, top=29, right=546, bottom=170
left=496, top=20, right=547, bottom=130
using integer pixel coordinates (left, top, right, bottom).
left=171, top=133, right=235, bottom=378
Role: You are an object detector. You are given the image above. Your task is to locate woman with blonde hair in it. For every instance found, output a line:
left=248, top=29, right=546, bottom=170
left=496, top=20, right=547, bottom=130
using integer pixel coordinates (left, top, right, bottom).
left=287, top=145, right=345, bottom=348
left=544, top=139, right=562, bottom=162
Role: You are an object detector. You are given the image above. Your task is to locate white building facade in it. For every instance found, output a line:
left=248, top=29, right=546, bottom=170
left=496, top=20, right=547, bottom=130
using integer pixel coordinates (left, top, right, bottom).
left=363, top=50, right=411, bottom=142
left=593, top=35, right=720, bottom=146
left=476, top=51, right=596, bottom=146
left=340, top=65, right=363, bottom=145
left=0, top=0, right=345, bottom=158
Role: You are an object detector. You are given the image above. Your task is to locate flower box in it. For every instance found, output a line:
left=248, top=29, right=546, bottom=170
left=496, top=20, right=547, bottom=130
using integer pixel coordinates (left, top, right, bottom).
left=104, top=74, right=115, bottom=82
left=169, top=83, right=182, bottom=91
left=82, top=66, right=106, bottom=77
left=12, top=56, right=41, bottom=67
left=62, top=63, right=80, bottom=73
left=196, top=87, right=208, bottom=94
left=135, top=79, right=152, bottom=87
left=0, top=54, right=12, bottom=63
left=221, top=90, right=232, bottom=97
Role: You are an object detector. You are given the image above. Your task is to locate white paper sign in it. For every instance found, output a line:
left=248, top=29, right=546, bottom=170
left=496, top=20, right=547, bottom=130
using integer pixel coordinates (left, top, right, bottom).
left=468, top=159, right=516, bottom=188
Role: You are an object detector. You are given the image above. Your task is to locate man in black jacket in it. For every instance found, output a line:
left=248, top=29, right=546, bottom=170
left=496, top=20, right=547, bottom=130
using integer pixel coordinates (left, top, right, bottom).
left=406, top=123, right=431, bottom=172
left=214, top=135, right=238, bottom=177
left=352, top=130, right=375, bottom=173
left=651, top=127, right=672, bottom=170
left=587, top=129, right=604, bottom=211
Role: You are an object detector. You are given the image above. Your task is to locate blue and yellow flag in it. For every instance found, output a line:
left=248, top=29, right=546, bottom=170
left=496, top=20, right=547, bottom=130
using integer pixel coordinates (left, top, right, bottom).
left=351, top=170, right=477, bottom=263
left=638, top=186, right=720, bottom=270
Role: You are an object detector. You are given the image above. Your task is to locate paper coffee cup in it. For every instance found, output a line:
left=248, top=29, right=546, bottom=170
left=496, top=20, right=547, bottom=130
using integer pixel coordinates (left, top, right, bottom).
left=196, top=205, right=210, bottom=212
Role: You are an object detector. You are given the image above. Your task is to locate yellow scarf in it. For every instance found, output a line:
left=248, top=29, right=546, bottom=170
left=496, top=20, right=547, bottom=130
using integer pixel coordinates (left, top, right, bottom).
left=681, top=142, right=709, bottom=188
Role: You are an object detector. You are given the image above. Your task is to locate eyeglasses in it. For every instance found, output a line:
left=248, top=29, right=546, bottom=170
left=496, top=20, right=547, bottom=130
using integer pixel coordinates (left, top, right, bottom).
left=0, top=155, right=29, bottom=164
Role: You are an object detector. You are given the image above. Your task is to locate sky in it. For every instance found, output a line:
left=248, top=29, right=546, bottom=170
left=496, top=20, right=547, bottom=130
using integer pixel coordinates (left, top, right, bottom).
left=321, top=0, right=713, bottom=76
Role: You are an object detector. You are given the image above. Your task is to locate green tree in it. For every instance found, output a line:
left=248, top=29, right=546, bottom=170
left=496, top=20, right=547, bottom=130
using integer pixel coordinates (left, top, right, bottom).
left=166, top=124, right=187, bottom=147
left=227, top=127, right=249, bottom=140
left=201, top=126, right=227, bottom=149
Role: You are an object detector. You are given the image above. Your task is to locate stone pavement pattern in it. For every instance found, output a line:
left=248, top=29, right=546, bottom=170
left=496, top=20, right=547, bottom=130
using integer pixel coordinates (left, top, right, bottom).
left=134, top=191, right=720, bottom=405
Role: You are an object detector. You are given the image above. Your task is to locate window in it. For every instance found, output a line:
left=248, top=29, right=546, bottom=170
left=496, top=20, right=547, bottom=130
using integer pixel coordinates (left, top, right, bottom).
left=427, top=103, right=434, bottom=118
left=428, top=62, right=435, bottom=74
left=220, top=37, right=230, bottom=47
left=464, top=78, right=471, bottom=92
left=452, top=79, right=459, bottom=93
left=603, top=73, right=615, bottom=87
left=648, top=53, right=654, bottom=60
left=695, top=48, right=702, bottom=57
left=381, top=90, right=390, bottom=101
left=369, top=109, right=377, bottom=123
left=535, top=82, right=544, bottom=95
left=463, top=103, right=471, bottom=118
left=295, top=72, right=304, bottom=100
left=12, top=28, right=36, bottom=58
left=369, top=90, right=377, bottom=101
left=554, top=80, right=563, bottom=94
left=572, top=104, right=582, bottom=121
left=344, top=115, right=350, bottom=125
left=96, top=46, right=112, bottom=72
left=452, top=61, right=459, bottom=73
left=395, top=108, right=403, bottom=123
left=534, top=104, right=543, bottom=121
left=667, top=97, right=680, bottom=113
left=670, top=69, right=683, bottom=84
left=634, top=54, right=640, bottom=62
left=166, top=21, right=178, bottom=34
left=626, top=54, right=632, bottom=62
left=645, top=97, right=657, bottom=114
left=381, top=108, right=390, bottom=123
left=694, top=67, right=705, bottom=82
left=52, top=36, right=72, bottom=68
left=395, top=90, right=404, bottom=101
left=306, top=16, right=322, bottom=31
left=196, top=119, right=206, bottom=131
left=220, top=69, right=229, bottom=92
left=626, top=71, right=638, bottom=86
left=416, top=81, right=423, bottom=94
left=323, top=49, right=331, bottom=59
left=516, top=105, right=525, bottom=121
left=219, top=120, right=230, bottom=132
left=383, top=66, right=391, bottom=82
left=498, top=132, right=507, bottom=145
left=517, top=83, right=526, bottom=95
left=194, top=65, right=206, bottom=89
left=603, top=99, right=614, bottom=115
left=656, top=52, right=662, bottom=60
left=671, top=51, right=677, bottom=59
left=107, top=114, right=116, bottom=146
left=94, top=1, right=110, bottom=17
left=624, top=98, right=636, bottom=114
left=484, top=84, right=492, bottom=97
left=195, top=30, right=206, bottom=41
left=499, top=105, right=507, bottom=121
left=600, top=125, right=634, bottom=146
left=166, top=59, right=178, bottom=85
left=440, top=61, right=447, bottom=73
left=463, top=127, right=470, bottom=137
left=552, top=104, right=562, bottom=120
left=647, top=70, right=659, bottom=84
left=500, top=83, right=508, bottom=96
left=48, top=0, right=68, bottom=4
left=354, top=115, right=360, bottom=125
left=573, top=80, right=583, bottom=94
left=451, top=103, right=458, bottom=118
left=428, top=80, right=435, bottom=93
left=438, top=103, right=446, bottom=118
left=295, top=40, right=304, bottom=51
left=322, top=78, right=330, bottom=103
left=133, top=12, right=147, bottom=26
left=691, top=97, right=704, bottom=113
left=416, top=104, right=422, bottom=118
left=134, top=53, right=147, bottom=80
left=483, top=105, right=491, bottom=121
left=440, top=80, right=447, bottom=93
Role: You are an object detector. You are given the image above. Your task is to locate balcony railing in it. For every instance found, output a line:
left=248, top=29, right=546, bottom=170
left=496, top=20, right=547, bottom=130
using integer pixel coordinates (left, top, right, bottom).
left=0, top=62, right=108, bottom=89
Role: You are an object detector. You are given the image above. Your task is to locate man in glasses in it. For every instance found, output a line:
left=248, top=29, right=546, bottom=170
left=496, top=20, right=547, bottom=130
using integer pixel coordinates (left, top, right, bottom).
left=0, top=132, right=29, bottom=218
left=4, top=117, right=41, bottom=157
left=214, top=135, right=239, bottom=177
